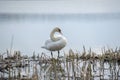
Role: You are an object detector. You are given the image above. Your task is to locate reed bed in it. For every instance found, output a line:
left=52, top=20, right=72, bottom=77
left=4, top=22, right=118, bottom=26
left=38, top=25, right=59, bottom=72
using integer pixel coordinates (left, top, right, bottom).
left=0, top=47, right=120, bottom=80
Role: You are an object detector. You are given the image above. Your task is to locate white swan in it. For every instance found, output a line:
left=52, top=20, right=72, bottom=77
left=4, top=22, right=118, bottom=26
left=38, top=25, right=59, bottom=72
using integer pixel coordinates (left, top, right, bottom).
left=42, top=27, right=67, bottom=57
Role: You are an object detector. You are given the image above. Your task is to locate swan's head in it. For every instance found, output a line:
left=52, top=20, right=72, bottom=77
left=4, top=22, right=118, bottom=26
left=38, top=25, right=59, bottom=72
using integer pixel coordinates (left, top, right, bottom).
left=53, top=27, right=62, bottom=34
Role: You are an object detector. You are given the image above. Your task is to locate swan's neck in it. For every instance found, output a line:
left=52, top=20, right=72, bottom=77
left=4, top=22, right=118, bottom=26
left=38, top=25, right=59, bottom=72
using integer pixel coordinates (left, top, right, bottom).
left=50, top=30, right=58, bottom=41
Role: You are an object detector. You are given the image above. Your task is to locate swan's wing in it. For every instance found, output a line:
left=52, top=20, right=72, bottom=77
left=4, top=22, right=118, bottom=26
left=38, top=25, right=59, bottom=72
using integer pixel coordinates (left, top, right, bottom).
left=45, top=39, right=52, bottom=45
left=56, top=34, right=67, bottom=42
left=41, top=39, right=52, bottom=49
left=42, top=34, right=67, bottom=51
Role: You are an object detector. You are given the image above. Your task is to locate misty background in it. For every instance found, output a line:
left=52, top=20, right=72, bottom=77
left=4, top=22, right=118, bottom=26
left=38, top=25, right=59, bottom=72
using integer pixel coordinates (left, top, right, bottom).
left=0, top=0, right=120, bottom=55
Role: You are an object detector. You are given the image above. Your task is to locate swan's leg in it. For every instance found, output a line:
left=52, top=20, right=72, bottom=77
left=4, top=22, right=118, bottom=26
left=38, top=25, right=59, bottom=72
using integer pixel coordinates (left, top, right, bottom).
left=51, top=51, right=53, bottom=58
left=58, top=51, right=60, bottom=58
left=57, top=51, right=61, bottom=66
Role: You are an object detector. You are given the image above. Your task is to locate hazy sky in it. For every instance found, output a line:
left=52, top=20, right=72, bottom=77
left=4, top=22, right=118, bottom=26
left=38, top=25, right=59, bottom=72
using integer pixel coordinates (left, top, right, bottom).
left=0, top=0, right=120, bottom=14
left=0, top=0, right=120, bottom=55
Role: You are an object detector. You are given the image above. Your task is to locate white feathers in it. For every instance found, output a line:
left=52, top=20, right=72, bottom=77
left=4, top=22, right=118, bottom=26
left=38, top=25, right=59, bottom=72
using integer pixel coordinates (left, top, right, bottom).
left=42, top=27, right=67, bottom=51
